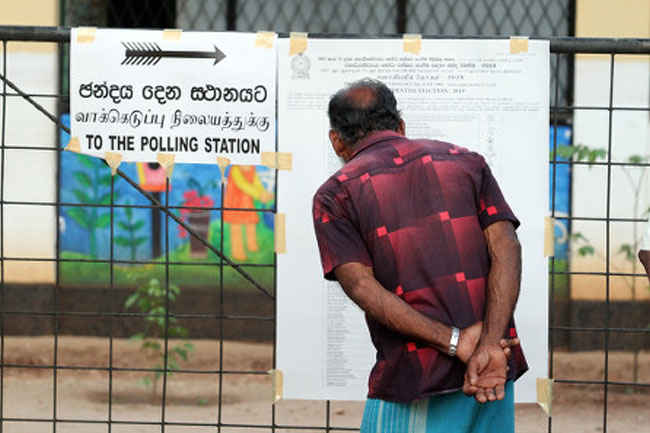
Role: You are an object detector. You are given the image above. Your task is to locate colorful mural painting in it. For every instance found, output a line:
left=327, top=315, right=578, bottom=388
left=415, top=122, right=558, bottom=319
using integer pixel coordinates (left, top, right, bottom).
left=59, top=115, right=275, bottom=289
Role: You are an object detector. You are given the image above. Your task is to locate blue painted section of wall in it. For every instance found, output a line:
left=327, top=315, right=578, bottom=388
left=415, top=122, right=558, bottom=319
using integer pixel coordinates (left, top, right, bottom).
left=550, top=125, right=572, bottom=260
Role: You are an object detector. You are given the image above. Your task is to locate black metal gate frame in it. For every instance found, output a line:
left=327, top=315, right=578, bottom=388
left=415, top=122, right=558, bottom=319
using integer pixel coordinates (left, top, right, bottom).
left=0, top=25, right=649, bottom=433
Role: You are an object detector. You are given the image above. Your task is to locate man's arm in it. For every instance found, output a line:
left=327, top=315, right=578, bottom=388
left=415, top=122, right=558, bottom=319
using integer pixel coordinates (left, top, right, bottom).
left=333, top=263, right=481, bottom=362
left=639, top=250, right=650, bottom=282
left=481, top=220, right=521, bottom=343
left=463, top=220, right=521, bottom=402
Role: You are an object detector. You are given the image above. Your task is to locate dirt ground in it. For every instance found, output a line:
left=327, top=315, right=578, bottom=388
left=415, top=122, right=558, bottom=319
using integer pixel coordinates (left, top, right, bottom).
left=0, top=336, right=648, bottom=433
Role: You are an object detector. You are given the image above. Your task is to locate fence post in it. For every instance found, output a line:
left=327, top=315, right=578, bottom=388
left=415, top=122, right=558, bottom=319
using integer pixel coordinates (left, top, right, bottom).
left=397, top=0, right=408, bottom=34
left=227, top=0, right=238, bottom=31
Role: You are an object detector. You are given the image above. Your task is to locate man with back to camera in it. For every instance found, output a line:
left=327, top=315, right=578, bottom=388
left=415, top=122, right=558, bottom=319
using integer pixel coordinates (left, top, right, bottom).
left=638, top=214, right=650, bottom=281
left=312, top=79, right=527, bottom=432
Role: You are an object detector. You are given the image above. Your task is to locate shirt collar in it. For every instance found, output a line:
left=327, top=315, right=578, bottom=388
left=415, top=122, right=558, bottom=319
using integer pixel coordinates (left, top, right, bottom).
left=349, top=130, right=404, bottom=160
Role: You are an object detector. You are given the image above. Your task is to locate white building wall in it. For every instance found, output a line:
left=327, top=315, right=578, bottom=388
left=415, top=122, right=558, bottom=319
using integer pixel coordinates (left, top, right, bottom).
left=0, top=47, right=59, bottom=283
left=571, top=55, right=650, bottom=300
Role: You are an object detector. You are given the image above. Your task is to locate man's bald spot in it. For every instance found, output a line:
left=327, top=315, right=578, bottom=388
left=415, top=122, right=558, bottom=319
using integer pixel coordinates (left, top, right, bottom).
left=342, top=86, right=378, bottom=109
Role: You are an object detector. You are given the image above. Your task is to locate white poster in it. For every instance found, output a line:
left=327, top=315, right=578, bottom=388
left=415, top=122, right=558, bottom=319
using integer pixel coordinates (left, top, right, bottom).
left=70, top=29, right=276, bottom=164
left=277, top=38, right=549, bottom=402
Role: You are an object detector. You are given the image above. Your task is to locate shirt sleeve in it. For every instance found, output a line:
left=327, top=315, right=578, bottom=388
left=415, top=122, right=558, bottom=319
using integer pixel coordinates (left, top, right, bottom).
left=313, top=187, right=372, bottom=281
left=477, top=158, right=520, bottom=230
left=640, top=215, right=650, bottom=251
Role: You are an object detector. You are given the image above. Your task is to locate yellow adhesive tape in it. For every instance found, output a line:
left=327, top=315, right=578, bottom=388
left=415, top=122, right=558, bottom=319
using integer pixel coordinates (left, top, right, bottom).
left=536, top=378, right=554, bottom=416
left=217, top=156, right=231, bottom=168
left=274, top=213, right=286, bottom=254
left=544, top=216, right=555, bottom=257
left=157, top=153, right=176, bottom=179
left=162, top=29, right=182, bottom=41
left=510, top=36, right=529, bottom=54
left=76, top=27, right=97, bottom=44
left=268, top=369, right=284, bottom=403
left=255, top=31, right=275, bottom=49
left=217, top=156, right=231, bottom=174
left=104, top=151, right=123, bottom=176
left=261, top=152, right=293, bottom=171
left=289, top=32, right=308, bottom=56
left=403, top=34, right=422, bottom=55
left=64, top=137, right=81, bottom=153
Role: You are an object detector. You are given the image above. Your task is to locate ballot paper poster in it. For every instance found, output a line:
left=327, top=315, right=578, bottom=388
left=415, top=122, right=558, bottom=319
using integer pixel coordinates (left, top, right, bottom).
left=277, top=38, right=549, bottom=402
left=70, top=29, right=276, bottom=165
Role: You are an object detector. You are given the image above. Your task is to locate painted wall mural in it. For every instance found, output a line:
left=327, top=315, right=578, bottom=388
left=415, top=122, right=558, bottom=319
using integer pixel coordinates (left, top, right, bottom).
left=60, top=115, right=275, bottom=289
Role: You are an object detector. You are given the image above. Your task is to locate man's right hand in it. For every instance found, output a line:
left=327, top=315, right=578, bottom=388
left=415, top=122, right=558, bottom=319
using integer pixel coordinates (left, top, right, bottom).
left=457, top=324, right=520, bottom=403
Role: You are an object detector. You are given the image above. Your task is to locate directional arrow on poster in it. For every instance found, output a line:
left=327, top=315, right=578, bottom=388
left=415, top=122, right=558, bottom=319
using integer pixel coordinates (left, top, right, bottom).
left=121, top=42, right=226, bottom=66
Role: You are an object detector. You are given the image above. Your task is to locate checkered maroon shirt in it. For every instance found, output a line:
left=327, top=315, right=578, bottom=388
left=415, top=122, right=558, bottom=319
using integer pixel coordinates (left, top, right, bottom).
left=313, top=130, right=528, bottom=402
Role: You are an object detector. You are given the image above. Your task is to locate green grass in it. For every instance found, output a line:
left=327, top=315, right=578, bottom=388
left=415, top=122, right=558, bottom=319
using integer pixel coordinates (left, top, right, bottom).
left=60, top=218, right=275, bottom=289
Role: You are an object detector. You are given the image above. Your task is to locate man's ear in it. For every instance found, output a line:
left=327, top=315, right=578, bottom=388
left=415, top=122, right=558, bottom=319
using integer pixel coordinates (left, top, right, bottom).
left=397, top=119, right=406, bottom=135
left=329, top=130, right=346, bottom=156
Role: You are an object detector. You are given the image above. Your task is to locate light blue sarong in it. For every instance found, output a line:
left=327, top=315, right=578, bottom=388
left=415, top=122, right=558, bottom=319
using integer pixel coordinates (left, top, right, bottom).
left=360, top=381, right=514, bottom=433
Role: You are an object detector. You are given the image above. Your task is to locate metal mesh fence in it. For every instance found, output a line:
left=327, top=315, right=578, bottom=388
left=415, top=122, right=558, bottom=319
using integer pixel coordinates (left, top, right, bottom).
left=546, top=45, right=650, bottom=432
left=62, top=0, right=575, bottom=108
left=405, top=0, right=571, bottom=36
left=1, top=24, right=650, bottom=433
left=62, top=0, right=573, bottom=35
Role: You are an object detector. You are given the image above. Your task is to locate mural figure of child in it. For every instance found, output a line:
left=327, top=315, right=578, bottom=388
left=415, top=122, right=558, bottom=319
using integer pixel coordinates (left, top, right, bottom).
left=223, top=165, right=273, bottom=261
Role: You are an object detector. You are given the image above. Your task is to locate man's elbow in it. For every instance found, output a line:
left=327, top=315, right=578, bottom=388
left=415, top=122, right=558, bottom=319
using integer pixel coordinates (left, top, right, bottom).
left=334, top=263, right=376, bottom=310
left=341, top=276, right=376, bottom=310
left=511, top=235, right=522, bottom=259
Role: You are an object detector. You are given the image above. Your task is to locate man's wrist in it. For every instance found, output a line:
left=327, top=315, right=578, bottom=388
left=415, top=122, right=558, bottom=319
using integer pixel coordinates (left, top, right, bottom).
left=477, top=321, right=510, bottom=347
left=448, top=326, right=460, bottom=357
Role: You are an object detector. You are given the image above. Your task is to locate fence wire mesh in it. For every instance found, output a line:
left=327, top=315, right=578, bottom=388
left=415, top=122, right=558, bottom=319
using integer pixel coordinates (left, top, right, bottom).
left=62, top=0, right=573, bottom=35
left=61, top=0, right=575, bottom=108
left=1, top=23, right=650, bottom=433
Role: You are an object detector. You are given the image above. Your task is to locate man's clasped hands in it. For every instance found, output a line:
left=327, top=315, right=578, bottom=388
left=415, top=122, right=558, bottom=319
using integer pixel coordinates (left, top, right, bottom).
left=454, top=321, right=519, bottom=403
